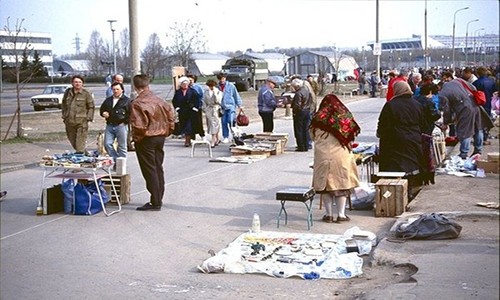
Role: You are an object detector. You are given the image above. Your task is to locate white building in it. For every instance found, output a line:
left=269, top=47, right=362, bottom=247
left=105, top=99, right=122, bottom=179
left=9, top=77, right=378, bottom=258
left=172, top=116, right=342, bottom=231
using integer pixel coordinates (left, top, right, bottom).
left=0, top=30, right=53, bottom=74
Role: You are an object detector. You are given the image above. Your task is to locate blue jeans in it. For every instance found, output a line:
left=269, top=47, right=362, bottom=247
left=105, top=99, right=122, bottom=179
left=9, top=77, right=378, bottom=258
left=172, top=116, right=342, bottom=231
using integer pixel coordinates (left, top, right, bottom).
left=459, top=137, right=471, bottom=159
left=472, top=128, right=483, bottom=155
left=221, top=110, right=236, bottom=139
left=104, top=123, right=128, bottom=160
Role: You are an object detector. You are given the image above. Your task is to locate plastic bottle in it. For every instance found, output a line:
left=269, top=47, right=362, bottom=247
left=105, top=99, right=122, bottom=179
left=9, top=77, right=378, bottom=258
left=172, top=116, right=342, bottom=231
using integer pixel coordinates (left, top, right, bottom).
left=251, top=213, right=261, bottom=233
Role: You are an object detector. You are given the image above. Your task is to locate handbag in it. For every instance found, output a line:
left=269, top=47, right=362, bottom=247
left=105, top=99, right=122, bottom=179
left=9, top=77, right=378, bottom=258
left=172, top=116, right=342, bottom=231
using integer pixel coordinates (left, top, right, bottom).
left=458, top=80, right=486, bottom=106
left=236, top=109, right=249, bottom=126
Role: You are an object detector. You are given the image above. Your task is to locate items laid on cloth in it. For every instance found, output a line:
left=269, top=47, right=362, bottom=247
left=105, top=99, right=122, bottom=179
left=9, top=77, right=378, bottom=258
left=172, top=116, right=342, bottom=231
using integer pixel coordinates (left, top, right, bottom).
left=310, top=94, right=361, bottom=149
left=197, top=229, right=377, bottom=280
left=457, top=79, right=486, bottom=106
left=236, top=109, right=250, bottom=126
left=394, top=213, right=462, bottom=240
left=40, top=151, right=113, bottom=168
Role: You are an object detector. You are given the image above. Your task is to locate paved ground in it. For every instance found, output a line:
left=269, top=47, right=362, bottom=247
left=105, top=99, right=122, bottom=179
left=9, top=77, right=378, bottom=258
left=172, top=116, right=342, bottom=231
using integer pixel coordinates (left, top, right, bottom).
left=1, top=92, right=498, bottom=299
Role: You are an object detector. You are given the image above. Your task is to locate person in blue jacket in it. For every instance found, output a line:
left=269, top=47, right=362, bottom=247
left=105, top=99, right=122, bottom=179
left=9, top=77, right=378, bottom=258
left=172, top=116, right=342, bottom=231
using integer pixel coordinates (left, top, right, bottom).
left=257, top=77, right=278, bottom=132
left=216, top=73, right=242, bottom=143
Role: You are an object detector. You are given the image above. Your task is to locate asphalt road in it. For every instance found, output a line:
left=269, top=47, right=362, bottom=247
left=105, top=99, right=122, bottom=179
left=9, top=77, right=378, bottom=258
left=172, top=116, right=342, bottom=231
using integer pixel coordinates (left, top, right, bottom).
left=0, top=97, right=398, bottom=299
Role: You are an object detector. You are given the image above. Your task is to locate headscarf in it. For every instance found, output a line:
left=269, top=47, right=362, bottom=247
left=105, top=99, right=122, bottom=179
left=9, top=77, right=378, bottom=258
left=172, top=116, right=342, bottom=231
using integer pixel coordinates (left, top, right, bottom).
left=391, top=81, right=413, bottom=100
left=310, top=94, right=361, bottom=148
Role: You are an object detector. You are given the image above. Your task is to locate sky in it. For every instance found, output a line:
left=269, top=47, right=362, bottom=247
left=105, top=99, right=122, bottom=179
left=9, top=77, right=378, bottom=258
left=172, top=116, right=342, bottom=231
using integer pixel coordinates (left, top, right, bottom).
left=0, top=0, right=498, bottom=56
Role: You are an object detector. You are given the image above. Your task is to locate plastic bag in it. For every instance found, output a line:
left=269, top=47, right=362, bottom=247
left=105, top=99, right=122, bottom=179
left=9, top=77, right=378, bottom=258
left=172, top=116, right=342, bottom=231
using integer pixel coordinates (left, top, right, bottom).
left=74, top=179, right=109, bottom=215
left=61, top=179, right=75, bottom=214
left=395, top=213, right=462, bottom=240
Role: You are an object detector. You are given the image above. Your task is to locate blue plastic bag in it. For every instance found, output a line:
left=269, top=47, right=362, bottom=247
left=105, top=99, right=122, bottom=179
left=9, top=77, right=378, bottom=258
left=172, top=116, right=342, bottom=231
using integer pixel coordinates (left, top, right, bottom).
left=61, top=179, right=75, bottom=214
left=74, top=179, right=109, bottom=215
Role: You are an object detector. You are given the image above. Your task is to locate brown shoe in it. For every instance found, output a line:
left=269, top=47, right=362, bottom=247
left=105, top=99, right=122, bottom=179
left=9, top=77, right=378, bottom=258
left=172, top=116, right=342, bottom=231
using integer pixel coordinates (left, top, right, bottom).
left=336, top=215, right=351, bottom=222
left=483, top=141, right=492, bottom=145
left=322, top=215, right=335, bottom=223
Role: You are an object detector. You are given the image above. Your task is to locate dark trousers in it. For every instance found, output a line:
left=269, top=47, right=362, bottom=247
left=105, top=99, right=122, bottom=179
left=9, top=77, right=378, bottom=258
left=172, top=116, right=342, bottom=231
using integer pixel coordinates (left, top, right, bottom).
left=259, top=111, right=274, bottom=132
left=135, top=136, right=166, bottom=206
left=293, top=109, right=311, bottom=151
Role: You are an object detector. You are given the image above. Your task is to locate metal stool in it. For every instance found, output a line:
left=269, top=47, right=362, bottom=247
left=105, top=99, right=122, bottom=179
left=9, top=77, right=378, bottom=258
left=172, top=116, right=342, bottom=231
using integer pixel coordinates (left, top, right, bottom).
left=191, top=140, right=212, bottom=158
left=276, top=187, right=315, bottom=230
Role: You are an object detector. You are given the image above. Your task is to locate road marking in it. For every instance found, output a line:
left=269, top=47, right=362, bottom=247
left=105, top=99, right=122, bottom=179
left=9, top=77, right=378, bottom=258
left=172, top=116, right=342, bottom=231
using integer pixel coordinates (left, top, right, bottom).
left=1, top=215, right=69, bottom=240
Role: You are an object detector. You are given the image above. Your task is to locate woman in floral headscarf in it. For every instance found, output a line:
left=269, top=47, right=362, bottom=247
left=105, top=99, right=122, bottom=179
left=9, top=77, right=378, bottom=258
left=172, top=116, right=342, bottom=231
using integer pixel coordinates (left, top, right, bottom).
left=310, top=94, right=361, bottom=223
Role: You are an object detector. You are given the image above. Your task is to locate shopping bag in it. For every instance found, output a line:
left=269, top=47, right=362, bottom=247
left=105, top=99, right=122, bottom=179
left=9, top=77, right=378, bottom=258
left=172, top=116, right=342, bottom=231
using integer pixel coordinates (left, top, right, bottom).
left=74, top=179, right=109, bottom=215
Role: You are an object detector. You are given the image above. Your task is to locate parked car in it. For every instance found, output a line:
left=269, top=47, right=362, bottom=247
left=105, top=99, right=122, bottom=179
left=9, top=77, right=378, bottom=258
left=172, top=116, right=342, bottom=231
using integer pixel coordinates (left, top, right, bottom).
left=30, top=84, right=71, bottom=111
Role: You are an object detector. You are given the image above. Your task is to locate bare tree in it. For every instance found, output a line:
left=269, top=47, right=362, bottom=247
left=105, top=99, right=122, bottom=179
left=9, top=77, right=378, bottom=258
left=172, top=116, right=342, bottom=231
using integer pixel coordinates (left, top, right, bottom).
left=1, top=17, right=36, bottom=139
left=85, top=30, right=106, bottom=75
left=141, top=33, right=165, bottom=79
left=165, top=21, right=206, bottom=67
left=118, top=28, right=131, bottom=76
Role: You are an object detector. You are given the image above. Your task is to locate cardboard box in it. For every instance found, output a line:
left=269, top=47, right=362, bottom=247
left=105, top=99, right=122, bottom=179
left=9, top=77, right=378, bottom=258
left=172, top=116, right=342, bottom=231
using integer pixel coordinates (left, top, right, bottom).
left=375, top=179, right=408, bottom=217
left=476, top=160, right=499, bottom=174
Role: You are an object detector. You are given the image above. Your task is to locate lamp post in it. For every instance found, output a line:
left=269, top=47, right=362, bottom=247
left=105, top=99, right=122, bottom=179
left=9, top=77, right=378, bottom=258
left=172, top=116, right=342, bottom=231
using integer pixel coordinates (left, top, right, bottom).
left=362, top=46, right=366, bottom=70
left=451, top=7, right=469, bottom=70
left=473, top=28, right=484, bottom=65
left=465, top=19, right=479, bottom=66
left=107, top=20, right=117, bottom=75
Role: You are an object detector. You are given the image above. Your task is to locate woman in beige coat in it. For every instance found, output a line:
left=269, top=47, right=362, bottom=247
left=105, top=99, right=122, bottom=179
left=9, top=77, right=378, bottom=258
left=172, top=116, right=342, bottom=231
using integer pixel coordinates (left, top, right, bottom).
left=311, top=94, right=361, bottom=223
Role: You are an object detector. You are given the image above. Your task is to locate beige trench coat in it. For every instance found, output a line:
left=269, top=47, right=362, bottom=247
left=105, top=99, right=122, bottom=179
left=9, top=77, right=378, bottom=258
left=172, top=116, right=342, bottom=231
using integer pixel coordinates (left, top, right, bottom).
left=311, top=128, right=360, bottom=192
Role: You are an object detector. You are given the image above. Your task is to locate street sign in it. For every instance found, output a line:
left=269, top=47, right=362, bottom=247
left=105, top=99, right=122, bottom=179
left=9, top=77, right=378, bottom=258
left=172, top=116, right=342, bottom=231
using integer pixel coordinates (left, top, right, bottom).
left=373, top=43, right=382, bottom=56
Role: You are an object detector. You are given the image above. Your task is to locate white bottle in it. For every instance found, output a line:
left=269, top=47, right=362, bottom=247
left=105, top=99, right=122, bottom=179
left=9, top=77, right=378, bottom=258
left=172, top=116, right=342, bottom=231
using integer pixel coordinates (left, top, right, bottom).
left=251, top=213, right=261, bottom=233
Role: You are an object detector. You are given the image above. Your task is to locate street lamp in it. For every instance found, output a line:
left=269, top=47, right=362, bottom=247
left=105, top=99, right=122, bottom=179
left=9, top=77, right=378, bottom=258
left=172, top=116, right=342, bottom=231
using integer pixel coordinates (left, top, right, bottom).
left=473, top=28, right=484, bottom=65
left=465, top=19, right=479, bottom=66
left=451, top=7, right=469, bottom=70
left=107, top=20, right=117, bottom=75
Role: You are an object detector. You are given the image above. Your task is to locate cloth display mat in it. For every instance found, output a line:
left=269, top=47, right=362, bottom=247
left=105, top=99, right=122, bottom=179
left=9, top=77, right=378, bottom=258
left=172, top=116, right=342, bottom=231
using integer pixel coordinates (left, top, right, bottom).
left=198, top=229, right=376, bottom=280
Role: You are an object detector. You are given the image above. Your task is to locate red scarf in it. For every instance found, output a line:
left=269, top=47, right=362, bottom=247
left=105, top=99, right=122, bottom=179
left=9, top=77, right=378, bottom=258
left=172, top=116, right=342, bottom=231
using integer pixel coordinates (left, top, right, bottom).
left=310, top=94, right=361, bottom=148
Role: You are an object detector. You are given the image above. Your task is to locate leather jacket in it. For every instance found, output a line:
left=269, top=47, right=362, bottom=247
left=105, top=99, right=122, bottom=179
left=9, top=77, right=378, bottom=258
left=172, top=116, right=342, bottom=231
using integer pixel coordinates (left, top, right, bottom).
left=130, top=90, right=175, bottom=142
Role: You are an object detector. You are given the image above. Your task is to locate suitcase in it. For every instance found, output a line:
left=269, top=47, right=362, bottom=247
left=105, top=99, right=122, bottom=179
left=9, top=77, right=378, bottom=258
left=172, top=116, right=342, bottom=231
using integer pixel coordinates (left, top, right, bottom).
left=276, top=187, right=315, bottom=202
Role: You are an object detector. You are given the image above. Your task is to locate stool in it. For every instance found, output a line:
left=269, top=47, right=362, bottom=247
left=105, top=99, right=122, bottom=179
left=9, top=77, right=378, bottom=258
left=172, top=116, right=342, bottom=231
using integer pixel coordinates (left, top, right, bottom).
left=276, top=187, right=315, bottom=230
left=191, top=140, right=212, bottom=157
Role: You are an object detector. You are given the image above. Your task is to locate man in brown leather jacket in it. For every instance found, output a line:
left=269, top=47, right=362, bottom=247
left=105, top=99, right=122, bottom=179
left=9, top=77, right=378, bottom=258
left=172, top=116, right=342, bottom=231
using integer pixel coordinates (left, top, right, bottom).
left=61, top=75, right=95, bottom=153
left=130, top=74, right=175, bottom=211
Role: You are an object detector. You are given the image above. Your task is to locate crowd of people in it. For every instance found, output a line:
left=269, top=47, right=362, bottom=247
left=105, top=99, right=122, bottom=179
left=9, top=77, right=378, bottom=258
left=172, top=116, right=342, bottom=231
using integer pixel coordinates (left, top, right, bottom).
left=376, top=65, right=498, bottom=199
left=56, top=65, right=498, bottom=215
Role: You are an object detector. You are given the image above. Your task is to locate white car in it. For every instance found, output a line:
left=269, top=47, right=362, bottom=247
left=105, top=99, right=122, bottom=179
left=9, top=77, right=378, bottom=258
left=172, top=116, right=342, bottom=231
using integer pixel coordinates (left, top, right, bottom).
left=31, top=84, right=71, bottom=111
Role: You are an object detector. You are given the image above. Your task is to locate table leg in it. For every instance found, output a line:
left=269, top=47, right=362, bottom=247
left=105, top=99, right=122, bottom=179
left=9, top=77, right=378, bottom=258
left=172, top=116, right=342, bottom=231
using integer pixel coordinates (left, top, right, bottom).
left=93, top=169, right=121, bottom=216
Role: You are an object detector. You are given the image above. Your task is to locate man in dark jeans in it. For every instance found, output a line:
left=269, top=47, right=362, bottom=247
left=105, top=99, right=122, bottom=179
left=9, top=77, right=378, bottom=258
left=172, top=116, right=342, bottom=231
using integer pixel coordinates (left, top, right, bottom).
left=130, top=74, right=175, bottom=211
left=291, top=78, right=312, bottom=152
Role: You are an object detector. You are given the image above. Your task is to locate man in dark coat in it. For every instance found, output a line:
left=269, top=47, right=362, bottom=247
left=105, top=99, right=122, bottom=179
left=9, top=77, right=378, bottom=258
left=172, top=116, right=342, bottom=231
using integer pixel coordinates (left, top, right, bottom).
left=439, top=72, right=481, bottom=158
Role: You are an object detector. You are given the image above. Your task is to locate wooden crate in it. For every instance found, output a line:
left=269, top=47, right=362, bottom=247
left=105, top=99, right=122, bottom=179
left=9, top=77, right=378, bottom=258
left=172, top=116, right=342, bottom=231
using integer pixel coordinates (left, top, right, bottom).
left=375, top=179, right=408, bottom=217
left=230, top=146, right=272, bottom=157
left=101, top=174, right=131, bottom=204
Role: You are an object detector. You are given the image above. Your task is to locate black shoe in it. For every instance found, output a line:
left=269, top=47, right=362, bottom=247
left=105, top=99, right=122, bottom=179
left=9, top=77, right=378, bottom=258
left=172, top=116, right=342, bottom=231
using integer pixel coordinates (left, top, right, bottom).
left=136, top=202, right=161, bottom=211
left=0, top=191, right=6, bottom=200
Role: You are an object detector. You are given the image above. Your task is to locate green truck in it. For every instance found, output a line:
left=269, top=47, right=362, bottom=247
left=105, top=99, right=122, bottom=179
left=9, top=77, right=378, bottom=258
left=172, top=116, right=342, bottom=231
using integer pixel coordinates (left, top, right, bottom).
left=221, top=58, right=269, bottom=92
